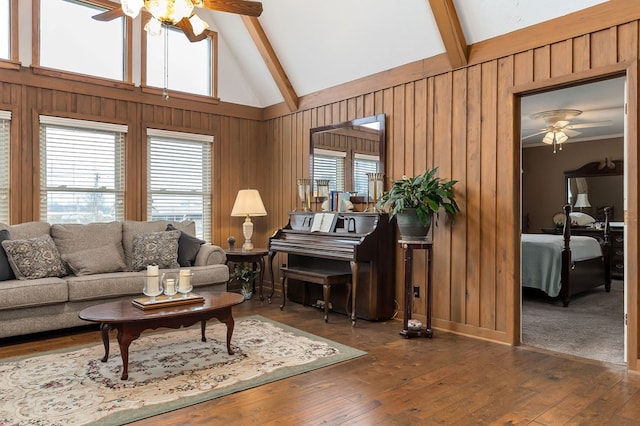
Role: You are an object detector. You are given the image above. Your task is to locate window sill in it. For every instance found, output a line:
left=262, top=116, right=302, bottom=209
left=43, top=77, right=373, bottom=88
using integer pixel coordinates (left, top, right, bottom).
left=31, top=66, right=135, bottom=91
left=140, top=85, right=220, bottom=104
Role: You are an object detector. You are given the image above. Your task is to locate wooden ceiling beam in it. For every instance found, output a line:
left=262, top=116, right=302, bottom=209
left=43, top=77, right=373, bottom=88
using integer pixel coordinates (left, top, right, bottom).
left=428, top=0, right=468, bottom=69
left=241, top=16, right=298, bottom=112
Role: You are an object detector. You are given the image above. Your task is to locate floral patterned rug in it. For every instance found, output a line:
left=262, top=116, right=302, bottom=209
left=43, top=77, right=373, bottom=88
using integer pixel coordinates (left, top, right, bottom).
left=0, top=316, right=366, bottom=425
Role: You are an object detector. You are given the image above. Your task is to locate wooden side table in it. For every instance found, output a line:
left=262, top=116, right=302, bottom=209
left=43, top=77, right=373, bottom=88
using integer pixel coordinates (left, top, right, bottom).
left=398, top=239, right=433, bottom=338
left=225, top=248, right=274, bottom=302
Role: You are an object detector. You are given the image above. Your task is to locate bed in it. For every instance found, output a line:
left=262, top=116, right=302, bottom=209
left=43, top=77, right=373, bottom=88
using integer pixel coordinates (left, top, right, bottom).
left=522, top=205, right=612, bottom=307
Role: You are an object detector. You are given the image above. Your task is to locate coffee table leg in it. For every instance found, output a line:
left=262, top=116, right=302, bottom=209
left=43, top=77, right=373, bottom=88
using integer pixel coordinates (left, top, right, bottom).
left=201, top=320, right=207, bottom=342
left=116, top=326, right=141, bottom=380
left=100, top=323, right=111, bottom=362
left=210, top=308, right=235, bottom=355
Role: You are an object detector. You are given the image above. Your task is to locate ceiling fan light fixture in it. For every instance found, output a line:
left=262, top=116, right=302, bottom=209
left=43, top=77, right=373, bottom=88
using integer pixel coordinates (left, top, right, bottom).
left=144, top=16, right=163, bottom=36
left=542, top=131, right=555, bottom=144
left=121, top=0, right=144, bottom=18
left=556, top=131, right=568, bottom=144
left=145, top=0, right=194, bottom=25
left=189, top=13, right=209, bottom=36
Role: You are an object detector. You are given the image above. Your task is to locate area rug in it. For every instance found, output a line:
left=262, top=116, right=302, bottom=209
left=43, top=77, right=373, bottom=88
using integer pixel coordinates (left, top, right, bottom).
left=522, top=280, right=624, bottom=365
left=0, top=315, right=366, bottom=425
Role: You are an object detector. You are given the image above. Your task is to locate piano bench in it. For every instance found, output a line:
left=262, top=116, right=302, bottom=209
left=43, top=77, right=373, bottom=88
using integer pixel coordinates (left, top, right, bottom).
left=279, top=266, right=354, bottom=325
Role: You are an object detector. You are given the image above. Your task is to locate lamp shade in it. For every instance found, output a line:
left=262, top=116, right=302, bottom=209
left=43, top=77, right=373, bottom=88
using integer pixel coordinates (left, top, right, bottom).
left=574, top=193, right=591, bottom=208
left=231, top=189, right=267, bottom=217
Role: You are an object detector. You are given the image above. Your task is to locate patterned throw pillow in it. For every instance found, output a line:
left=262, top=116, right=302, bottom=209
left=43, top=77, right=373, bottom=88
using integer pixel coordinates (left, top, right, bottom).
left=131, top=230, right=180, bottom=271
left=1, top=234, right=66, bottom=280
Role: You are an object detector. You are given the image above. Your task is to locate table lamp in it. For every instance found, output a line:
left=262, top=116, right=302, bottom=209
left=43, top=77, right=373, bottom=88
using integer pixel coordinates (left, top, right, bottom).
left=231, top=189, right=267, bottom=251
left=574, top=193, right=591, bottom=212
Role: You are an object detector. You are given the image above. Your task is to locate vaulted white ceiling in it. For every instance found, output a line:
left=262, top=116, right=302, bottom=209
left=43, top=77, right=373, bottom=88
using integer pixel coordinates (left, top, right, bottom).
left=195, top=0, right=609, bottom=108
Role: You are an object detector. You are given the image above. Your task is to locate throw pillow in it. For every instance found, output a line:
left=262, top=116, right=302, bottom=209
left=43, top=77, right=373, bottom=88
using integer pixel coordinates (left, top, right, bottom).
left=1, top=234, right=66, bottom=280
left=131, top=230, right=180, bottom=271
left=0, top=229, right=15, bottom=281
left=166, top=223, right=205, bottom=267
left=61, top=244, right=128, bottom=276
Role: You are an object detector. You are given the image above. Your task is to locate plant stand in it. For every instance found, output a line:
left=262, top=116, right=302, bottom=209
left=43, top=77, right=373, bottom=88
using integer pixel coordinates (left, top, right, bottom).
left=398, top=239, right=433, bottom=338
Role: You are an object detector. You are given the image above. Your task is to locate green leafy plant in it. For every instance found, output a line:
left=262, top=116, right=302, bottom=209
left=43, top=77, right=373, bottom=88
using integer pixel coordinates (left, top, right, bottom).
left=231, top=262, right=258, bottom=293
left=375, top=167, right=460, bottom=227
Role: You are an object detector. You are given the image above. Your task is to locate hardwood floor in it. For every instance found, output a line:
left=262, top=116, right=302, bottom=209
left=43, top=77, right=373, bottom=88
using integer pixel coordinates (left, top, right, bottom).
left=2, top=297, right=640, bottom=425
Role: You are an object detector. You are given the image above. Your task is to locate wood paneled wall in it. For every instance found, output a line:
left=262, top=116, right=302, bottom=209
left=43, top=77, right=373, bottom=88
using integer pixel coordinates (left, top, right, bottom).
left=262, top=13, right=640, bottom=369
left=0, top=67, right=265, bottom=248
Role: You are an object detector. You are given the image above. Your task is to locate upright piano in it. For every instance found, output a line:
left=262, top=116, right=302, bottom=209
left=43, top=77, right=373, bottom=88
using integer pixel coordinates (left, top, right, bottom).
left=268, top=212, right=395, bottom=320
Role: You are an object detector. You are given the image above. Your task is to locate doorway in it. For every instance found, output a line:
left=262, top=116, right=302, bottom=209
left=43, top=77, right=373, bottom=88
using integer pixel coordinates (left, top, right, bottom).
left=519, top=76, right=626, bottom=365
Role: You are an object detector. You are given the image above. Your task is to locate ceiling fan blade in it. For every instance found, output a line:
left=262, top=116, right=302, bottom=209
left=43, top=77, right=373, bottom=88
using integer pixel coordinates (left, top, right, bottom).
left=200, top=0, right=263, bottom=17
left=176, top=18, right=209, bottom=42
left=563, top=129, right=581, bottom=137
left=553, top=120, right=571, bottom=128
left=566, top=120, right=613, bottom=129
left=92, top=7, right=124, bottom=22
left=521, top=130, right=547, bottom=140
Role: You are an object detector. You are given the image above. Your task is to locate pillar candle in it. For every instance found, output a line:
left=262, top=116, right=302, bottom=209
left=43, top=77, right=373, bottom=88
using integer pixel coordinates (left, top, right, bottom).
left=179, top=269, right=191, bottom=291
left=147, top=265, right=159, bottom=294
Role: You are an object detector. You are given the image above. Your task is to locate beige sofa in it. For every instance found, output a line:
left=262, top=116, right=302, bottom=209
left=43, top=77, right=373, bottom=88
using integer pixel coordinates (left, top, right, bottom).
left=0, top=220, right=229, bottom=339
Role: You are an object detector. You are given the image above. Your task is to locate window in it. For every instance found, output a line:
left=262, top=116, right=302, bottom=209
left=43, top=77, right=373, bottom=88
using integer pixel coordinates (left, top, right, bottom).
left=353, top=153, right=380, bottom=196
left=0, top=110, right=10, bottom=223
left=39, top=116, right=126, bottom=224
left=147, top=129, right=212, bottom=240
left=0, top=0, right=9, bottom=60
left=145, top=26, right=215, bottom=97
left=38, top=0, right=126, bottom=81
left=313, top=149, right=345, bottom=194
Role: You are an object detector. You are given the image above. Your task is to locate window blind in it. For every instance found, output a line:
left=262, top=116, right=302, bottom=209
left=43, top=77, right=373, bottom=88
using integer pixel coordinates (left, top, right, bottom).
left=353, top=153, right=380, bottom=196
left=39, top=117, right=126, bottom=223
left=0, top=110, right=10, bottom=223
left=313, top=149, right=345, bottom=193
left=147, top=130, right=212, bottom=240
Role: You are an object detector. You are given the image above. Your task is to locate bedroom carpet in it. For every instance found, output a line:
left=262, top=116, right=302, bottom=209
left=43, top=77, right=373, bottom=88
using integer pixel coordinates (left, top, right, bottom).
left=0, top=315, right=366, bottom=425
left=522, top=280, right=624, bottom=365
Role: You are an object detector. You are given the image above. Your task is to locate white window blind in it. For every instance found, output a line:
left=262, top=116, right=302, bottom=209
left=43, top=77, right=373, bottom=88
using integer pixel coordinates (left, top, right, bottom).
left=0, top=110, right=10, bottom=223
left=353, top=153, right=380, bottom=196
left=39, top=116, right=126, bottom=223
left=147, top=129, right=212, bottom=240
left=313, top=148, right=345, bottom=194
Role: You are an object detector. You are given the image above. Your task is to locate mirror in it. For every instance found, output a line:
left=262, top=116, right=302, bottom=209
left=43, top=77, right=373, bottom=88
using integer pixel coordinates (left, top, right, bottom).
left=309, top=114, right=386, bottom=204
left=565, top=159, right=623, bottom=222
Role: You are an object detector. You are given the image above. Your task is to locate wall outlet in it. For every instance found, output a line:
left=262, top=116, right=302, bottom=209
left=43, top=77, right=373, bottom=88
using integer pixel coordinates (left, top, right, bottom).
left=413, top=286, right=420, bottom=298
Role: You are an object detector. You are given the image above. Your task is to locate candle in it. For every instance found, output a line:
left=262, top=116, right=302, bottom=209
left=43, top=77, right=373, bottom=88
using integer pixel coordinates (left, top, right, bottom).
left=146, top=265, right=159, bottom=294
left=166, top=278, right=175, bottom=293
left=179, top=269, right=191, bottom=291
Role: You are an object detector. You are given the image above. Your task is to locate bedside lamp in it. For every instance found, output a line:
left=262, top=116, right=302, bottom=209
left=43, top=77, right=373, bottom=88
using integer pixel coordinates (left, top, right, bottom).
left=574, top=193, right=591, bottom=212
left=231, top=189, right=267, bottom=251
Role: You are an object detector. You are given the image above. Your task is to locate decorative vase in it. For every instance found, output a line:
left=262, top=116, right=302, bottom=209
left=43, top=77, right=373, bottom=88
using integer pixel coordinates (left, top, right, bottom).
left=396, top=208, right=431, bottom=240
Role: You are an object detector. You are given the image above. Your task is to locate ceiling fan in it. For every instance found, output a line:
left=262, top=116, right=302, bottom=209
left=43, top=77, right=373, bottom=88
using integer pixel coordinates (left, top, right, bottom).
left=522, top=109, right=612, bottom=153
left=93, top=0, right=263, bottom=42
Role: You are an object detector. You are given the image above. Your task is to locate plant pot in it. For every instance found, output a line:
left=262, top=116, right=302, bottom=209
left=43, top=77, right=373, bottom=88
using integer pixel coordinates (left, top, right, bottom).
left=396, top=208, right=432, bottom=240
left=241, top=286, right=253, bottom=300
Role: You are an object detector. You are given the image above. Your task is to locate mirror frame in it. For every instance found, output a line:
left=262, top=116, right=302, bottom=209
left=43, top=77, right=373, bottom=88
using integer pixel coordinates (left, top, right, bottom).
left=309, top=114, right=386, bottom=195
left=564, top=159, right=624, bottom=219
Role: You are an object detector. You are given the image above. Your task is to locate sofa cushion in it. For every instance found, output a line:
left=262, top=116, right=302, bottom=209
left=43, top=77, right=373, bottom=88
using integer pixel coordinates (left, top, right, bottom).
left=0, top=277, right=68, bottom=310
left=51, top=221, right=124, bottom=257
left=0, top=221, right=51, bottom=239
left=1, top=235, right=66, bottom=280
left=166, top=223, right=205, bottom=267
left=0, top=229, right=15, bottom=281
left=122, top=220, right=196, bottom=270
left=131, top=230, right=180, bottom=270
left=66, top=271, right=145, bottom=301
left=62, top=244, right=128, bottom=276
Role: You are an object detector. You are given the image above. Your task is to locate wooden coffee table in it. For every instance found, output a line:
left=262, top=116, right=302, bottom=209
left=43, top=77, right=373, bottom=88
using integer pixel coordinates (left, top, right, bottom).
left=79, top=291, right=245, bottom=380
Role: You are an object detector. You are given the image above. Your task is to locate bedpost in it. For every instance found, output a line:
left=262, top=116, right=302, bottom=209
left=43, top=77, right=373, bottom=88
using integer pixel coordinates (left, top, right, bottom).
left=560, top=204, right=572, bottom=307
left=603, top=207, right=612, bottom=292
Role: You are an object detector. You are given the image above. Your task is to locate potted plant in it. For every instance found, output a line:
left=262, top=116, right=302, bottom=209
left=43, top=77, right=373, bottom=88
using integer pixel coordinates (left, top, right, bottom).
left=376, top=167, right=460, bottom=239
left=231, top=262, right=258, bottom=299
